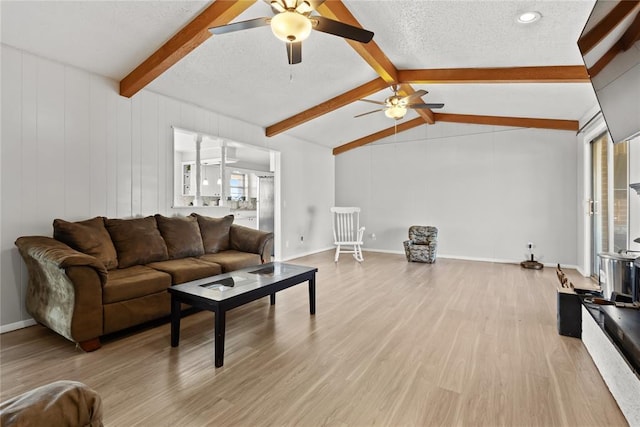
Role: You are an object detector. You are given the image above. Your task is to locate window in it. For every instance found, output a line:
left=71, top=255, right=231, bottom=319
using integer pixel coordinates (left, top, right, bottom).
left=229, top=173, right=247, bottom=200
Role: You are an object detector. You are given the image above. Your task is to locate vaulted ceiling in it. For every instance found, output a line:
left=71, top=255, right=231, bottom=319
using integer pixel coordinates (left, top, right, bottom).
left=3, top=1, right=636, bottom=154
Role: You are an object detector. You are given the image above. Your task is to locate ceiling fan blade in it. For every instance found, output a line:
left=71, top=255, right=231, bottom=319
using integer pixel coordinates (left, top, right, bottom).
left=354, top=109, right=384, bottom=118
left=312, top=16, right=374, bottom=43
left=286, top=41, right=302, bottom=64
left=400, top=90, right=428, bottom=103
left=408, top=103, right=445, bottom=109
left=358, top=98, right=386, bottom=106
left=209, top=17, right=270, bottom=35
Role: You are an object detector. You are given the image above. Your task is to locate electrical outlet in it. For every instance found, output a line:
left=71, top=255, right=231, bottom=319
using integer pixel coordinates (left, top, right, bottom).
left=371, top=233, right=376, bottom=240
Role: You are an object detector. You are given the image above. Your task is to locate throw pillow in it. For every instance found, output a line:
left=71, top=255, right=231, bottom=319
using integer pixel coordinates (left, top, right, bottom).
left=191, top=213, right=234, bottom=254
left=105, top=216, right=168, bottom=268
left=155, top=214, right=205, bottom=259
left=53, top=216, right=118, bottom=270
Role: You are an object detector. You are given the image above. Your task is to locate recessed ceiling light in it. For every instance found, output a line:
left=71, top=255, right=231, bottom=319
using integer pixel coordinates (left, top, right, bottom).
left=517, top=11, right=542, bottom=24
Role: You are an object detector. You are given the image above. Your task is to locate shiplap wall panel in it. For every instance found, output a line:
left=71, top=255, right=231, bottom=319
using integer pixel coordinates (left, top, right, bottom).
left=163, top=98, right=181, bottom=211
left=140, top=92, right=159, bottom=216
left=0, top=45, right=336, bottom=328
left=116, top=96, right=132, bottom=218
left=1, top=47, right=24, bottom=324
left=131, top=96, right=142, bottom=216
left=193, top=102, right=209, bottom=138
left=89, top=75, right=109, bottom=217
left=37, top=59, right=66, bottom=224
left=64, top=67, right=92, bottom=220
left=17, top=53, right=40, bottom=322
left=158, top=97, right=173, bottom=215
left=105, top=79, right=119, bottom=219
left=179, top=102, right=196, bottom=136
left=21, top=54, right=39, bottom=236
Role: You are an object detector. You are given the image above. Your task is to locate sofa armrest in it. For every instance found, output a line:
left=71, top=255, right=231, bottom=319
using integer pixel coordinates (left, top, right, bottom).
left=229, top=225, right=274, bottom=263
left=14, top=236, right=107, bottom=344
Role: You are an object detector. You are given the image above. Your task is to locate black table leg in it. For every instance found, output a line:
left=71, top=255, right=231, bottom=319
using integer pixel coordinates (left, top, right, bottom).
left=214, top=309, right=226, bottom=368
left=171, top=296, right=181, bottom=347
left=270, top=293, right=276, bottom=305
left=309, top=274, right=316, bottom=315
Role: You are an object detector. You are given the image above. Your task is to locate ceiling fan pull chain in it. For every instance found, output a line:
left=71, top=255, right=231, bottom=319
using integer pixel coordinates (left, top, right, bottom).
left=289, top=44, right=293, bottom=82
left=394, top=120, right=397, bottom=142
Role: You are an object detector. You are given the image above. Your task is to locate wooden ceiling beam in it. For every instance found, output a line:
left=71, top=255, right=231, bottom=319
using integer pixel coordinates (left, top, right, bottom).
left=332, top=118, right=424, bottom=155
left=333, top=113, right=579, bottom=156
left=433, top=113, right=578, bottom=131
left=119, top=0, right=256, bottom=98
left=398, top=66, right=590, bottom=84
left=316, top=1, right=398, bottom=84
left=578, top=1, right=640, bottom=55
left=273, top=2, right=584, bottom=150
left=265, top=77, right=388, bottom=137
left=280, top=0, right=434, bottom=136
left=268, top=64, right=588, bottom=138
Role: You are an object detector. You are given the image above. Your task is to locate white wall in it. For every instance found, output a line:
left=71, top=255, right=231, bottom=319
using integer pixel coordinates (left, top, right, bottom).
left=336, top=123, right=579, bottom=265
left=0, top=45, right=335, bottom=329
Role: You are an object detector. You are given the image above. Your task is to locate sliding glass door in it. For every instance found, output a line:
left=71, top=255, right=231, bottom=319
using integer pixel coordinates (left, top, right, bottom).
left=591, top=133, right=608, bottom=278
left=590, top=132, right=629, bottom=277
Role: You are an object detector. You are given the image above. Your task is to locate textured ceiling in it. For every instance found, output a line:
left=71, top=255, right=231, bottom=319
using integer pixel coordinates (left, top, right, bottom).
left=1, top=0, right=600, bottom=150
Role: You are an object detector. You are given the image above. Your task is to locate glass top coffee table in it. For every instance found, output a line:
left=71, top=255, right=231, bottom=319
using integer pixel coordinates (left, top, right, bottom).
left=168, top=262, right=318, bottom=367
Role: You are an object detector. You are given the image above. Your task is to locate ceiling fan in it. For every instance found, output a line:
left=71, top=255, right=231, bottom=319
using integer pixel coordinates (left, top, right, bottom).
left=355, top=86, right=445, bottom=120
left=209, top=0, right=374, bottom=65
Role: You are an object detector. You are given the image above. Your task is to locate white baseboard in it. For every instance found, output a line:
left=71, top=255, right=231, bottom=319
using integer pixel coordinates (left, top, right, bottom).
left=362, top=249, right=579, bottom=270
left=0, top=318, right=36, bottom=334
left=279, top=246, right=334, bottom=262
left=575, top=266, right=590, bottom=277
left=362, top=248, right=404, bottom=255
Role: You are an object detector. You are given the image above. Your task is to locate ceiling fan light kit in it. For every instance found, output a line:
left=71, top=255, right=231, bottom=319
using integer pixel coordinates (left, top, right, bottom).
left=385, top=105, right=407, bottom=120
left=271, top=10, right=312, bottom=42
left=356, top=85, right=444, bottom=121
left=209, top=0, right=373, bottom=65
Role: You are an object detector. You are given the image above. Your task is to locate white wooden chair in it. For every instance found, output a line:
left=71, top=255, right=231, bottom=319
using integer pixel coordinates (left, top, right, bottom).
left=331, top=207, right=365, bottom=262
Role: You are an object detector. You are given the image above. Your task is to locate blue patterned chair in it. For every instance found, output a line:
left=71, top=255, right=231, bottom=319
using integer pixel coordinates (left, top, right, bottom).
left=403, top=226, right=438, bottom=263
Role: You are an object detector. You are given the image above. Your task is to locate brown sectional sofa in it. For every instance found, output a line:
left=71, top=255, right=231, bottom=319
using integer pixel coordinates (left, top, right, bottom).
left=14, top=213, right=273, bottom=351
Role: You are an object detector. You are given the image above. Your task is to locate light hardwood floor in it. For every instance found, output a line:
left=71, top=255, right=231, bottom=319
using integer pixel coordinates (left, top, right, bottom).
left=0, top=251, right=628, bottom=426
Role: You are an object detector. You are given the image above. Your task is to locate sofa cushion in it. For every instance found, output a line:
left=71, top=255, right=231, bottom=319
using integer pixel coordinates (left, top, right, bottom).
left=199, top=250, right=261, bottom=273
left=147, top=258, right=222, bottom=285
left=0, top=380, right=103, bottom=427
left=191, top=213, right=234, bottom=254
left=103, top=291, right=172, bottom=335
left=155, top=215, right=204, bottom=259
left=105, top=216, right=168, bottom=269
left=53, top=217, right=118, bottom=270
left=103, top=265, right=172, bottom=304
